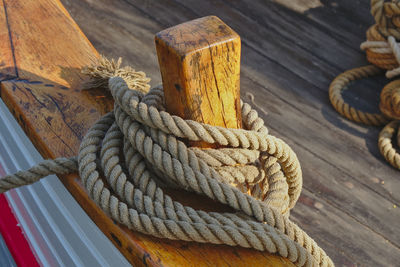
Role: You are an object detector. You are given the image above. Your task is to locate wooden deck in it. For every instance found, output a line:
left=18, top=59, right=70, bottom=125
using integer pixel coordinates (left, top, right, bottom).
left=58, top=0, right=400, bottom=266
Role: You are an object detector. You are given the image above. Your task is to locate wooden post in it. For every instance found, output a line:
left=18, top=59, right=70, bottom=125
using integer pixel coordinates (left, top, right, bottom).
left=155, top=16, right=242, bottom=147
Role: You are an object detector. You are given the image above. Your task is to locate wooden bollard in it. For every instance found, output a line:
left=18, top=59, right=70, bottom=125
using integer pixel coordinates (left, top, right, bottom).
left=155, top=16, right=242, bottom=148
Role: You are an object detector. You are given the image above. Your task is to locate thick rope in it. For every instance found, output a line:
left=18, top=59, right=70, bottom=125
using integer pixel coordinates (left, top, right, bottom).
left=380, top=79, right=400, bottom=119
left=329, top=65, right=389, bottom=126
left=0, top=57, right=333, bottom=266
left=329, top=0, right=400, bottom=170
left=379, top=120, right=400, bottom=169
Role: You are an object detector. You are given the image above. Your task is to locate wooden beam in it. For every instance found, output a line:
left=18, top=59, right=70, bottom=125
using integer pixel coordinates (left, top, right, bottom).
left=0, top=1, right=294, bottom=266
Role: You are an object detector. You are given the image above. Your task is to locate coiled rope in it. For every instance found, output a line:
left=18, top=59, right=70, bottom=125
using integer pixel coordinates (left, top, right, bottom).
left=0, top=57, right=333, bottom=266
left=329, top=0, right=400, bottom=169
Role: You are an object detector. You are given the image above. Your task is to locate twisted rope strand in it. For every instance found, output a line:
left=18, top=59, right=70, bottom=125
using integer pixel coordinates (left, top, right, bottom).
left=0, top=157, right=77, bottom=193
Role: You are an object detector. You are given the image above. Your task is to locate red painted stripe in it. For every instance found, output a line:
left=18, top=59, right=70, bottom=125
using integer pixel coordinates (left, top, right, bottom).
left=0, top=163, right=40, bottom=267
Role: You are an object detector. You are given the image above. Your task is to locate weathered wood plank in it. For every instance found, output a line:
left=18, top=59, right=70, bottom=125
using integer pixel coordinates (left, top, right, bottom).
left=301, top=0, right=373, bottom=47
left=270, top=0, right=372, bottom=47
left=1, top=0, right=98, bottom=85
left=0, top=0, right=297, bottom=266
left=58, top=0, right=400, bottom=265
left=0, top=1, right=16, bottom=81
left=226, top=0, right=367, bottom=70
left=0, top=0, right=104, bottom=156
left=1, top=81, right=112, bottom=156
left=294, top=189, right=399, bottom=267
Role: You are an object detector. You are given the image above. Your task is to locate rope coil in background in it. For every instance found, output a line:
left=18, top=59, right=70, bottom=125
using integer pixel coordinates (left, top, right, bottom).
left=329, top=0, right=400, bottom=170
left=0, top=57, right=333, bottom=266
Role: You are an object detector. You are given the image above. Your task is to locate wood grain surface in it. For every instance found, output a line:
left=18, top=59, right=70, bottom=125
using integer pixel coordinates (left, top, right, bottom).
left=0, top=0, right=296, bottom=266
left=56, top=0, right=400, bottom=266
left=156, top=16, right=242, bottom=135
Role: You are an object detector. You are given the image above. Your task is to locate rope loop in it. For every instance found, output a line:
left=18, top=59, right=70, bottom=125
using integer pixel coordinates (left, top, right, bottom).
left=329, top=65, right=390, bottom=126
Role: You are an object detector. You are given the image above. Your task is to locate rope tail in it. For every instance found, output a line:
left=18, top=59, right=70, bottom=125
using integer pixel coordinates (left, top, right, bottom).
left=0, top=157, right=77, bottom=193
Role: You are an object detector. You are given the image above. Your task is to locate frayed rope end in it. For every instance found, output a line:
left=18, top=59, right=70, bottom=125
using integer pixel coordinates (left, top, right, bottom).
left=81, top=55, right=151, bottom=93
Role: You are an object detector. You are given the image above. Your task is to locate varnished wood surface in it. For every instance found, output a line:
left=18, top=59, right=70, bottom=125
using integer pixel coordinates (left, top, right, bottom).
left=57, top=0, right=400, bottom=266
left=156, top=16, right=242, bottom=136
left=0, top=0, right=295, bottom=266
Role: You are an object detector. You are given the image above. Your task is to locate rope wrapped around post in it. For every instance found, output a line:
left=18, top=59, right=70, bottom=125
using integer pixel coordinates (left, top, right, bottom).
left=0, top=57, right=333, bottom=267
left=329, top=0, right=400, bottom=169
